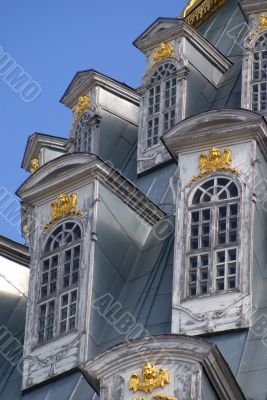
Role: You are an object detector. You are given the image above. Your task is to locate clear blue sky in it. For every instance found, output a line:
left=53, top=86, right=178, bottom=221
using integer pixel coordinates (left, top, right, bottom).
left=0, top=0, right=188, bottom=243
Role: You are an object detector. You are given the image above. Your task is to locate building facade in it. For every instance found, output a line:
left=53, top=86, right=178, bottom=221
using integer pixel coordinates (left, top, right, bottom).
left=2, top=0, right=267, bottom=398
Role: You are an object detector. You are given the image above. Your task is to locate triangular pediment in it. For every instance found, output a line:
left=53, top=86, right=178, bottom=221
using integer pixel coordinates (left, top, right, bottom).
left=60, top=69, right=138, bottom=109
left=17, top=153, right=165, bottom=226
left=134, top=18, right=183, bottom=52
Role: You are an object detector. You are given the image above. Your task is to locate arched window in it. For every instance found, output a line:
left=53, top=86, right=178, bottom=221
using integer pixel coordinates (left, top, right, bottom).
left=38, top=221, right=82, bottom=344
left=73, top=112, right=92, bottom=152
left=147, top=62, right=178, bottom=148
left=251, top=32, right=267, bottom=112
left=186, top=176, right=240, bottom=297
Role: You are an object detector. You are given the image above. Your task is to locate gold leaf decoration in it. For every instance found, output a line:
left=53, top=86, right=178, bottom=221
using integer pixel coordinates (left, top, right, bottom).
left=153, top=42, right=174, bottom=63
left=129, top=363, right=169, bottom=394
left=184, top=0, right=226, bottom=28
left=74, top=95, right=92, bottom=119
left=250, top=15, right=267, bottom=39
left=30, top=158, right=39, bottom=174
left=189, top=147, right=240, bottom=186
left=44, top=193, right=82, bottom=230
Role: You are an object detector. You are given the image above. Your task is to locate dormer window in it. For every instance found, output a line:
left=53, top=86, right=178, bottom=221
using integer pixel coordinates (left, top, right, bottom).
left=147, top=62, right=177, bottom=148
left=73, top=112, right=93, bottom=153
left=251, top=33, right=267, bottom=112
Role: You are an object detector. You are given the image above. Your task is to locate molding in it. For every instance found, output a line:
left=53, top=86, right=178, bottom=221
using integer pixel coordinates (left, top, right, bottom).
left=239, top=0, right=267, bottom=21
left=134, top=18, right=232, bottom=74
left=22, top=133, right=67, bottom=172
left=0, top=235, right=30, bottom=267
left=60, top=69, right=140, bottom=110
left=81, top=335, right=245, bottom=400
left=17, top=153, right=165, bottom=226
left=162, top=109, right=267, bottom=160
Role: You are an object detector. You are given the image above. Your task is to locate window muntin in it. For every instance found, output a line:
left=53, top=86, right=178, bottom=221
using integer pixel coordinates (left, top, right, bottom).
left=37, top=221, right=82, bottom=344
left=146, top=62, right=177, bottom=148
left=73, top=112, right=92, bottom=153
left=60, top=289, right=78, bottom=334
left=251, top=33, right=267, bottom=112
left=38, top=300, right=55, bottom=344
left=186, top=177, right=240, bottom=297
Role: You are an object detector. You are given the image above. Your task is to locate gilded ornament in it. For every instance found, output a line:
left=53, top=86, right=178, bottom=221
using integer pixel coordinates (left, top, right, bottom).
left=74, top=95, right=92, bottom=119
left=153, top=42, right=174, bottom=63
left=183, top=0, right=198, bottom=17
left=153, top=396, right=176, bottom=400
left=129, top=363, right=169, bottom=394
left=30, top=158, right=39, bottom=174
left=250, top=15, right=267, bottom=39
left=184, top=0, right=226, bottom=28
left=146, top=43, right=179, bottom=76
left=44, top=193, right=82, bottom=230
left=189, top=147, right=240, bottom=186
left=22, top=225, right=28, bottom=235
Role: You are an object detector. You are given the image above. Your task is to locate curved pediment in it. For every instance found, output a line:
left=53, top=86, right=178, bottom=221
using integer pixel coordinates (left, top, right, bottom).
left=17, top=153, right=99, bottom=200
left=162, top=108, right=267, bottom=159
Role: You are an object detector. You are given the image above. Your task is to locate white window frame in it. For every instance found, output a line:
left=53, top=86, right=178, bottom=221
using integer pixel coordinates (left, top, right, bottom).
left=37, top=220, right=82, bottom=345
left=251, top=36, right=267, bottom=113
left=185, top=176, right=240, bottom=299
left=137, top=59, right=188, bottom=174
left=146, top=62, right=178, bottom=149
left=68, top=111, right=100, bottom=155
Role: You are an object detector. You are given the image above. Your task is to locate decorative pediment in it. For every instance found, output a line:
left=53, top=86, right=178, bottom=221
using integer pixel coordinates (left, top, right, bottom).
left=22, top=133, right=67, bottom=173
left=17, top=153, right=165, bottom=227
left=162, top=109, right=267, bottom=160
left=134, top=18, right=231, bottom=86
left=134, top=18, right=181, bottom=51
left=82, top=335, right=245, bottom=400
left=60, top=69, right=139, bottom=109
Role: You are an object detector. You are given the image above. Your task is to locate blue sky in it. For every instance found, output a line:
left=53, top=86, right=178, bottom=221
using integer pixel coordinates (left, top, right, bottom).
left=0, top=0, right=188, bottom=243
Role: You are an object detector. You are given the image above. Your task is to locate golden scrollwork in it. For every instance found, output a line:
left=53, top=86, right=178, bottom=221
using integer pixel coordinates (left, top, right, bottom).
left=183, top=0, right=198, bottom=17
left=129, top=363, right=169, bottom=394
left=74, top=95, right=92, bottom=119
left=153, top=42, right=174, bottom=63
left=189, top=147, right=240, bottom=186
left=184, top=0, right=226, bottom=28
left=250, top=15, right=267, bottom=39
left=146, top=42, right=179, bottom=76
left=30, top=158, right=39, bottom=174
left=44, top=193, right=82, bottom=230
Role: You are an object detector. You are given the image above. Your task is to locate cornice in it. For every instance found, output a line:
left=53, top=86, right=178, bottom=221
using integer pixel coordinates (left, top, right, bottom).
left=239, top=0, right=267, bottom=21
left=60, top=70, right=140, bottom=110
left=162, top=109, right=267, bottom=159
left=134, top=18, right=231, bottom=74
left=22, top=133, right=67, bottom=172
left=0, top=235, right=30, bottom=267
left=17, top=153, right=165, bottom=226
left=82, top=335, right=245, bottom=400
